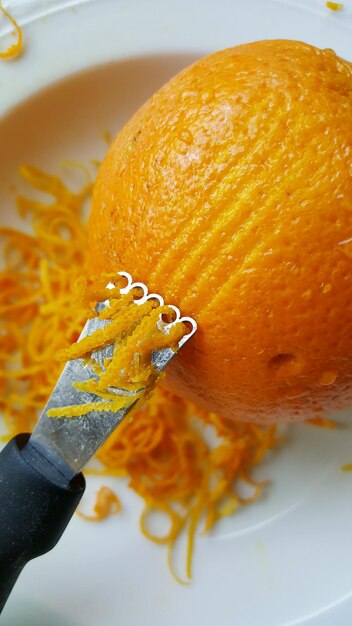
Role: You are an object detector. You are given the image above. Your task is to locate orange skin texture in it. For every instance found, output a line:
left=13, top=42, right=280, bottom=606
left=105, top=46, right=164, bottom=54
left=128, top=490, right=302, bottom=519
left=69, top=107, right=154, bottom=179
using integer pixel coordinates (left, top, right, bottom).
left=89, top=40, right=352, bottom=423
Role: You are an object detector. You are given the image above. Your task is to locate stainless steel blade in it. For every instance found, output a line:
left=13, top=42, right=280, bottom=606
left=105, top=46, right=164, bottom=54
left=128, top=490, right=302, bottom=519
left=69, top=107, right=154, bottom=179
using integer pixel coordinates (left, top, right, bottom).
left=30, top=315, right=181, bottom=477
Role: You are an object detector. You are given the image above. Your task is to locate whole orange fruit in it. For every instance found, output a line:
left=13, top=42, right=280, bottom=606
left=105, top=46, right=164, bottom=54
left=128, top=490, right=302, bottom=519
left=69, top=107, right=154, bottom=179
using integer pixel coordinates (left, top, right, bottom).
left=89, top=40, right=352, bottom=423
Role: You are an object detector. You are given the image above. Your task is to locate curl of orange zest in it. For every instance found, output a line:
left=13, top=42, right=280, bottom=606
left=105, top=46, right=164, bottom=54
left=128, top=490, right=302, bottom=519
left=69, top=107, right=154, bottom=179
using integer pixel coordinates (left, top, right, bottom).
left=0, top=5, right=23, bottom=60
left=77, top=486, right=121, bottom=521
left=326, top=1, right=343, bottom=10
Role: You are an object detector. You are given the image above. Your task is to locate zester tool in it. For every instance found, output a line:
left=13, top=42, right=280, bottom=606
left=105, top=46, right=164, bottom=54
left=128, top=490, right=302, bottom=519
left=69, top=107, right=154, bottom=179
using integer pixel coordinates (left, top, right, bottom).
left=0, top=271, right=197, bottom=612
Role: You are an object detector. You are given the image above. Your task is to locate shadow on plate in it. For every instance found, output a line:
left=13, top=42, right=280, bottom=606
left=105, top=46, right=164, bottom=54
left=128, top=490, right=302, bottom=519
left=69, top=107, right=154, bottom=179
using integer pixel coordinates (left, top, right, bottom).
left=0, top=52, right=202, bottom=188
left=2, top=597, right=82, bottom=626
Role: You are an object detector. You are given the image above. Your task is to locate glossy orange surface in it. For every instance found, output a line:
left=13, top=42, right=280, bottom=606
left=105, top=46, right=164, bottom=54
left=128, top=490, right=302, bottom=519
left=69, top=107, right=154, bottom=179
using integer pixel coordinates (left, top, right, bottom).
left=90, top=40, right=352, bottom=422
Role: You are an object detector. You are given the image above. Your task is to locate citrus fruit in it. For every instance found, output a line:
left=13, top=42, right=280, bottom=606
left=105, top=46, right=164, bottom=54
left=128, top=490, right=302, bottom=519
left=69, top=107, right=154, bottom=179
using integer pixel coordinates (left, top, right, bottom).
left=89, top=40, right=352, bottom=423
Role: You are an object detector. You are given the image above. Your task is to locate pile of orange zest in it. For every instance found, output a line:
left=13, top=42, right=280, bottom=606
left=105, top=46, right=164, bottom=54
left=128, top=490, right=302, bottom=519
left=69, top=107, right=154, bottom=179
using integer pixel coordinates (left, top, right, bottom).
left=0, top=163, right=281, bottom=582
left=0, top=165, right=91, bottom=437
left=96, top=389, right=278, bottom=582
left=326, top=1, right=343, bottom=10
left=0, top=5, right=23, bottom=59
left=77, top=486, right=121, bottom=521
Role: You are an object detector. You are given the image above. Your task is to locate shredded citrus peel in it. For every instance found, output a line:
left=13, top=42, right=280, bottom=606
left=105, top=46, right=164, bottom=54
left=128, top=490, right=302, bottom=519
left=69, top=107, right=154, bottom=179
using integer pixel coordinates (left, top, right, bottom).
left=95, top=387, right=280, bottom=582
left=307, top=417, right=337, bottom=429
left=0, top=165, right=91, bottom=437
left=342, top=464, right=352, bottom=472
left=0, top=4, right=22, bottom=60
left=45, top=270, right=186, bottom=419
left=326, top=1, right=343, bottom=10
left=0, top=163, right=283, bottom=582
left=47, top=397, right=137, bottom=419
left=77, top=486, right=121, bottom=521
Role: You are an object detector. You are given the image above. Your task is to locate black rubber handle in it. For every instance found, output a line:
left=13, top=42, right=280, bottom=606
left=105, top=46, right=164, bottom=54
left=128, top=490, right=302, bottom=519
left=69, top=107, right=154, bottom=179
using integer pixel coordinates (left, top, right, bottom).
left=0, top=434, right=85, bottom=613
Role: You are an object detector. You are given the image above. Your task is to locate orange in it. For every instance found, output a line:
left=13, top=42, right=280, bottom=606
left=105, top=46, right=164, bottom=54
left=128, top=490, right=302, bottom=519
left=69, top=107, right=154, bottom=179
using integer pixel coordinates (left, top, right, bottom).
left=89, top=40, right=352, bottom=423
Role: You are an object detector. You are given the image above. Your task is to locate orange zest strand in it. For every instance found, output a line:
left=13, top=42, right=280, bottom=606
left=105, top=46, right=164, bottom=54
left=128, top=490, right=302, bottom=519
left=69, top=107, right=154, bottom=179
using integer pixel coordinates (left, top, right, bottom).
left=77, top=486, right=121, bottom=521
left=0, top=164, right=282, bottom=581
left=342, top=464, right=352, bottom=472
left=307, top=417, right=337, bottom=429
left=0, top=5, right=23, bottom=59
left=47, top=396, right=137, bottom=419
left=326, top=1, right=343, bottom=10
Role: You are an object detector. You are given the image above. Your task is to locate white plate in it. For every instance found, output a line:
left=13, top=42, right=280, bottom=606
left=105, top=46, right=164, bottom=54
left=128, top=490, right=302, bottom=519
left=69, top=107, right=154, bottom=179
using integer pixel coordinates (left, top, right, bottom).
left=1, top=1, right=352, bottom=624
